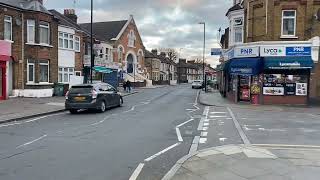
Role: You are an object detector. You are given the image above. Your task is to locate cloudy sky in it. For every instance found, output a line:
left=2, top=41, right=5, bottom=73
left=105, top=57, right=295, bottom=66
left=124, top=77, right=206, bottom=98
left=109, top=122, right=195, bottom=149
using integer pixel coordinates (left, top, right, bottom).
left=44, top=0, right=232, bottom=67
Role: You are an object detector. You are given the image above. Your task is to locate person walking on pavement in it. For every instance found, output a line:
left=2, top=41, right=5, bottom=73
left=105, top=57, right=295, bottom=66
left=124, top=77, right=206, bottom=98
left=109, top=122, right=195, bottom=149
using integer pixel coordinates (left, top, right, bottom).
left=123, top=82, right=127, bottom=92
left=126, top=80, right=132, bottom=93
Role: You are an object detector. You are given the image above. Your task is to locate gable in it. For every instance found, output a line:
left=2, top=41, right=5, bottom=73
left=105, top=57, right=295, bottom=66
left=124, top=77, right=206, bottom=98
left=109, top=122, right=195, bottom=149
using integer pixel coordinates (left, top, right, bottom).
left=117, top=18, right=144, bottom=48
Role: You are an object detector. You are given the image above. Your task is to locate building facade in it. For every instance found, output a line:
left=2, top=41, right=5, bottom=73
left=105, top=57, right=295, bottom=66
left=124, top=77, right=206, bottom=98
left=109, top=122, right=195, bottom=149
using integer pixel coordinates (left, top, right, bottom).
left=219, top=0, right=320, bottom=105
left=0, top=0, right=59, bottom=99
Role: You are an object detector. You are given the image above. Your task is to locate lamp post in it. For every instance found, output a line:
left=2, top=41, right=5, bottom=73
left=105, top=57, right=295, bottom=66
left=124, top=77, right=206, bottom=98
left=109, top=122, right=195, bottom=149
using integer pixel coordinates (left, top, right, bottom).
left=90, top=0, right=94, bottom=83
left=199, top=22, right=206, bottom=92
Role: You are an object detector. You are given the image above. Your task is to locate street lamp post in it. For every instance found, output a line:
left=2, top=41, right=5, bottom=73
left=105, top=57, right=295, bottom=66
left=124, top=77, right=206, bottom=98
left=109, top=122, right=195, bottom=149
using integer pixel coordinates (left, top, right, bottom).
left=90, top=0, right=94, bottom=84
left=199, top=22, right=206, bottom=92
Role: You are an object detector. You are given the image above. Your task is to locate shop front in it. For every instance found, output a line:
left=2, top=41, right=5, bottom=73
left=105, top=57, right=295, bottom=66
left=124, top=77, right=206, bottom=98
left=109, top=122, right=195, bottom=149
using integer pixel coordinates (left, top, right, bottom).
left=226, top=58, right=263, bottom=103
left=0, top=41, right=12, bottom=100
left=261, top=56, right=314, bottom=105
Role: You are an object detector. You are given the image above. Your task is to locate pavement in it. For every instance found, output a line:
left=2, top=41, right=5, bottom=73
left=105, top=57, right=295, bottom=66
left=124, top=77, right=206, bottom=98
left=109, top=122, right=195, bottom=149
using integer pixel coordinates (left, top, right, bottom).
left=0, top=91, right=138, bottom=124
left=170, top=144, right=320, bottom=180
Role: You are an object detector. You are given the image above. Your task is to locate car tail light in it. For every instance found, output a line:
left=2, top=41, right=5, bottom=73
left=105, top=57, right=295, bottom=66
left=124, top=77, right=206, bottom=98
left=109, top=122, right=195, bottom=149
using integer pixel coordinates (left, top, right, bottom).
left=91, top=89, right=98, bottom=99
left=65, top=91, right=69, bottom=100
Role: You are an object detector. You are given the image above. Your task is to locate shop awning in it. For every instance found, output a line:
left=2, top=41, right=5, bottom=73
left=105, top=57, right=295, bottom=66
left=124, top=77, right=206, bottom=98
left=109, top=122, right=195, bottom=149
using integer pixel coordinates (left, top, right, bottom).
left=264, top=57, right=314, bottom=70
left=229, top=58, right=263, bottom=75
left=93, top=66, right=113, bottom=73
left=222, top=60, right=231, bottom=73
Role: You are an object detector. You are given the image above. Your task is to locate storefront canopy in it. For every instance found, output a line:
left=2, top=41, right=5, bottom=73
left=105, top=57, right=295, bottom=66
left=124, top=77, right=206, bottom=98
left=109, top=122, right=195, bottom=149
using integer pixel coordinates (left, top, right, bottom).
left=93, top=66, right=113, bottom=73
left=264, top=57, right=314, bottom=70
left=229, top=58, right=263, bottom=75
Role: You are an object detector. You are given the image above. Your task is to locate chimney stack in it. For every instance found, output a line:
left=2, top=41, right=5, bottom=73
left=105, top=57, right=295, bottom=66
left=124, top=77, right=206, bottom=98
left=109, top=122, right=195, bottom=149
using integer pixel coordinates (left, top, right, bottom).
left=64, top=9, right=78, bottom=23
left=160, top=52, right=166, bottom=57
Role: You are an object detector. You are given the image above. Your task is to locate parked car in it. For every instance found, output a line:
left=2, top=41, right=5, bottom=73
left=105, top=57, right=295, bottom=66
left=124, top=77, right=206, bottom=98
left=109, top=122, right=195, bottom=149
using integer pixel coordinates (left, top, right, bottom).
left=191, top=80, right=204, bottom=89
left=65, top=83, right=123, bottom=114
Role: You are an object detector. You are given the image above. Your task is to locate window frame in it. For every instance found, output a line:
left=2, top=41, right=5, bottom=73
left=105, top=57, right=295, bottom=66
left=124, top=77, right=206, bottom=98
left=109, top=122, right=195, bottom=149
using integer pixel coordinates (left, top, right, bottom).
left=58, top=67, right=75, bottom=83
left=281, top=10, right=297, bottom=37
left=233, top=17, right=243, bottom=44
left=27, top=19, right=35, bottom=43
left=4, top=15, right=12, bottom=41
left=27, top=60, right=35, bottom=83
left=75, top=36, right=80, bottom=52
left=39, top=22, right=50, bottom=45
left=39, top=61, right=49, bottom=83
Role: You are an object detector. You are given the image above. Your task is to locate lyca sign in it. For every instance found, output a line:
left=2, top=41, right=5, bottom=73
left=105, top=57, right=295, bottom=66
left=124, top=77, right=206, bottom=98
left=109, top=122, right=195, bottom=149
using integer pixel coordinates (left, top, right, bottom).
left=234, top=47, right=259, bottom=58
left=260, top=46, right=285, bottom=57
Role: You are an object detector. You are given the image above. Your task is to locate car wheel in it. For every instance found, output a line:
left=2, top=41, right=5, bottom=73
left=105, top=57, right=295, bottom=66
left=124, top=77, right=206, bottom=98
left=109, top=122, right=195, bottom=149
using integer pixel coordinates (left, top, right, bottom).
left=192, top=86, right=194, bottom=89
left=118, top=97, right=123, bottom=107
left=99, top=101, right=106, bottom=113
left=69, top=109, right=78, bottom=114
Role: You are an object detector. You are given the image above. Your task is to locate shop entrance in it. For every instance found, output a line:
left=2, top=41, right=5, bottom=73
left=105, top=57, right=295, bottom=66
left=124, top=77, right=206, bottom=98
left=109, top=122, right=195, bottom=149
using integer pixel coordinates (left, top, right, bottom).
left=0, top=61, right=6, bottom=100
left=238, top=75, right=250, bottom=101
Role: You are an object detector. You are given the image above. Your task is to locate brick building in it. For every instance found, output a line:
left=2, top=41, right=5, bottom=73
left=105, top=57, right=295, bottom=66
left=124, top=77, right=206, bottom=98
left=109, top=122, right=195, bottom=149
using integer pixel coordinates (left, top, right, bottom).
left=219, top=0, right=320, bottom=105
left=0, top=0, right=59, bottom=99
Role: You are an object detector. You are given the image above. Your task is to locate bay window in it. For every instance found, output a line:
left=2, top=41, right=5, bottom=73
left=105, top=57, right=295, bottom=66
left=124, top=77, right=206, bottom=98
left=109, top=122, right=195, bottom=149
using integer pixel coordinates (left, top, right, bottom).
left=58, top=67, right=74, bottom=83
left=233, top=17, right=243, bottom=44
left=39, top=22, right=50, bottom=45
left=282, top=10, right=296, bottom=37
left=75, top=36, right=80, bottom=51
left=59, top=32, right=80, bottom=51
left=4, top=16, right=12, bottom=41
left=69, top=35, right=74, bottom=49
left=27, top=20, right=35, bottom=43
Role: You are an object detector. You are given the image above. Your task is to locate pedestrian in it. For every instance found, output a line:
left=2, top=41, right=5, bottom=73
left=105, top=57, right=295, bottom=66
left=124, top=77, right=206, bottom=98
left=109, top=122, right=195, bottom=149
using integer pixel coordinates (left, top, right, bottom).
left=126, top=80, right=132, bottom=93
left=123, top=82, right=126, bottom=92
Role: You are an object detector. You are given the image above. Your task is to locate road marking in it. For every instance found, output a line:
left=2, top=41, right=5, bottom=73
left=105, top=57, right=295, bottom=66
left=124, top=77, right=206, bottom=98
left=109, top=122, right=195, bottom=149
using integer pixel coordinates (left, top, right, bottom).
left=219, top=137, right=227, bottom=142
left=16, top=134, right=47, bottom=149
left=210, top=116, right=227, bottom=118
left=210, top=112, right=227, bottom=114
left=129, top=163, right=145, bottom=180
left=227, top=107, right=251, bottom=145
left=90, top=120, right=105, bottom=126
left=203, top=122, right=209, bottom=127
left=0, top=112, right=66, bottom=128
left=175, top=128, right=183, bottom=142
left=176, top=118, right=194, bottom=128
left=189, top=136, right=200, bottom=154
left=202, top=127, right=208, bottom=131
left=199, top=138, right=207, bottom=144
left=144, top=143, right=180, bottom=162
left=201, top=132, right=208, bottom=137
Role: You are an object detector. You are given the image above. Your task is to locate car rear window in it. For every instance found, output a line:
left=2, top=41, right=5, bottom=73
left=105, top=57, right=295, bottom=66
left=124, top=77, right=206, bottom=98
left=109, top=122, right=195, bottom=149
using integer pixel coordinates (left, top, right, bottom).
left=69, top=86, right=93, bottom=94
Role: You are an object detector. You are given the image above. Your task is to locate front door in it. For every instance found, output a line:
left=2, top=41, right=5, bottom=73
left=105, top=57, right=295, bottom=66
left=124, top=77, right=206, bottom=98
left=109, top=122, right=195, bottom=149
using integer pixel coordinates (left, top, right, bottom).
left=238, top=75, right=250, bottom=102
left=127, top=54, right=134, bottom=73
left=0, top=62, right=6, bottom=100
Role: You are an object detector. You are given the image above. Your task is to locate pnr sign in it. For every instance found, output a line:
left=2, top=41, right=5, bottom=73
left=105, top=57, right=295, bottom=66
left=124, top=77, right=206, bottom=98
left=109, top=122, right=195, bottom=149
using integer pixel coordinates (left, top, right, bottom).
left=286, top=46, right=311, bottom=56
left=234, top=47, right=259, bottom=58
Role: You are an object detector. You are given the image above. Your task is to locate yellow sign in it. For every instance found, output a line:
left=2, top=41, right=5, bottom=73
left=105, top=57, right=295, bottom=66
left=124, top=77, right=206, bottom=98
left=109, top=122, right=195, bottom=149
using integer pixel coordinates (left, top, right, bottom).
left=251, top=84, right=260, bottom=95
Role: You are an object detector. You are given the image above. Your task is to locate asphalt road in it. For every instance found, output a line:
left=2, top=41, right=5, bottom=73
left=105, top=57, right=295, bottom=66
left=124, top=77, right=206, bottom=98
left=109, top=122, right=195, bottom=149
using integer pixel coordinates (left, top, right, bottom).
left=0, top=85, right=204, bottom=180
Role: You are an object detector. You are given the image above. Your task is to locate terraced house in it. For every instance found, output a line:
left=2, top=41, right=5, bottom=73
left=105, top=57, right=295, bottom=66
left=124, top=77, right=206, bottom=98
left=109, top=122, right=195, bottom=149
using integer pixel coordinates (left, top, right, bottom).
left=0, top=0, right=58, bottom=99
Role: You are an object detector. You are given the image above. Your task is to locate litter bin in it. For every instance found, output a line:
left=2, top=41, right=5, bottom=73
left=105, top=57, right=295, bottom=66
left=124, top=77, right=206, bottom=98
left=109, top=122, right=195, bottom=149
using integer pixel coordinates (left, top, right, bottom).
left=54, top=83, right=65, bottom=96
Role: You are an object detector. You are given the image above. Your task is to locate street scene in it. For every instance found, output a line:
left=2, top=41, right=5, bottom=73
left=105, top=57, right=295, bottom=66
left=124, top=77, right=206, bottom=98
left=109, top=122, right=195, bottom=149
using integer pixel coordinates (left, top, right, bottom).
left=0, top=0, right=320, bottom=180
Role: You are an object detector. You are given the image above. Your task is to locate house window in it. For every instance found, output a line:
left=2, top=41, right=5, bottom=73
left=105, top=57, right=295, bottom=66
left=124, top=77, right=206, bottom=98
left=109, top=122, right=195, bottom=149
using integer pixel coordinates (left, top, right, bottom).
left=59, top=32, right=63, bottom=48
left=39, top=61, right=49, bottom=83
left=39, top=22, right=50, bottom=45
left=4, top=16, right=12, bottom=41
left=75, top=71, right=81, bottom=76
left=27, top=20, right=35, bottom=43
left=118, top=46, right=123, bottom=61
left=282, top=10, right=296, bottom=37
left=75, top=36, right=80, bottom=52
left=27, top=60, right=35, bottom=83
left=128, top=30, right=136, bottom=47
left=233, top=17, right=243, bottom=43
left=63, top=33, right=69, bottom=48
left=69, top=35, right=74, bottom=49
left=58, top=67, right=74, bottom=83
left=105, top=48, right=109, bottom=60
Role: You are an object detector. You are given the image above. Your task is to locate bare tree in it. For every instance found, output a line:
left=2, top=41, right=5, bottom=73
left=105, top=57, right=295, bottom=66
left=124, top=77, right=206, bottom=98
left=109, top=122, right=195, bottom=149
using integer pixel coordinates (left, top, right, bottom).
left=158, top=48, right=178, bottom=63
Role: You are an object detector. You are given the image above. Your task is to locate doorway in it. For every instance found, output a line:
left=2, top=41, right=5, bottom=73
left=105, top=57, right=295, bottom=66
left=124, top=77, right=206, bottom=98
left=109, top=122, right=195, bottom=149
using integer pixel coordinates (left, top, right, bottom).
left=0, top=62, right=6, bottom=100
left=238, top=75, right=250, bottom=102
left=127, top=54, right=134, bottom=73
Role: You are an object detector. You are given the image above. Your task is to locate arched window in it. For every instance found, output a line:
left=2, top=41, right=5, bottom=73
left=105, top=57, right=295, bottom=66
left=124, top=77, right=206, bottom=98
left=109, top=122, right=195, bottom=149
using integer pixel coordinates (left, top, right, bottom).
left=118, top=46, right=123, bottom=62
left=137, top=50, right=143, bottom=64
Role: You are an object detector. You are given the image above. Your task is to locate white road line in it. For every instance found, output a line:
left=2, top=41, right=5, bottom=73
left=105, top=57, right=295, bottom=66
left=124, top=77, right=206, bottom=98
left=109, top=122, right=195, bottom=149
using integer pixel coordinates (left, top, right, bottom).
left=210, top=112, right=227, bottom=114
left=16, top=134, right=47, bottom=149
left=202, top=127, right=208, bottom=131
left=203, top=122, right=209, bottom=127
left=219, top=137, right=227, bottom=142
left=199, top=138, right=207, bottom=144
left=201, top=132, right=208, bottom=137
left=210, top=116, right=227, bottom=118
left=129, top=163, right=145, bottom=180
left=189, top=136, right=200, bottom=154
left=90, top=120, right=105, bottom=126
left=176, top=118, right=194, bottom=128
left=144, top=143, right=180, bottom=162
left=227, top=107, right=251, bottom=145
left=0, top=112, right=66, bottom=128
left=175, top=128, right=183, bottom=142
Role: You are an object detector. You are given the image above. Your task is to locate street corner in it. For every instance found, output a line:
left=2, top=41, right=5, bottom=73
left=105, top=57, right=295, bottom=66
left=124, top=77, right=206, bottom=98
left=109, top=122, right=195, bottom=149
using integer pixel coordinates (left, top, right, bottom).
left=198, top=91, right=229, bottom=107
left=170, top=144, right=320, bottom=180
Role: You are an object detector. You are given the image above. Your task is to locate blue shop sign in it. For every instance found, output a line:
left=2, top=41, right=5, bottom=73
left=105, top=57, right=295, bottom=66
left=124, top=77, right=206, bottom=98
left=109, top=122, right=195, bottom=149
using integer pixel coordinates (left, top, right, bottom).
left=286, top=47, right=311, bottom=56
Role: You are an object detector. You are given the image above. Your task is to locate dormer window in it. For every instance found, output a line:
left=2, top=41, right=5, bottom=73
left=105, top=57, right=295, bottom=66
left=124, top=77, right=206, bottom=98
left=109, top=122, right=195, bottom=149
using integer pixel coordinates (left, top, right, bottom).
left=128, top=30, right=136, bottom=47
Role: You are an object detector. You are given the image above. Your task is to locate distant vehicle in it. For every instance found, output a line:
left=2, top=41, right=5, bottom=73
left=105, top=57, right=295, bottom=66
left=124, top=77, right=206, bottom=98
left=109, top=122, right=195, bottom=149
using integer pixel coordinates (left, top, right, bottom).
left=65, top=83, right=123, bottom=114
left=191, top=80, right=204, bottom=89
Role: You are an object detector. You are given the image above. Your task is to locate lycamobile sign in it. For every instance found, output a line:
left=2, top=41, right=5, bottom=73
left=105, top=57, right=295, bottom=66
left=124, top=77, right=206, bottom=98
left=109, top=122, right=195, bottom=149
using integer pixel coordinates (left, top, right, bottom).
left=279, top=62, right=300, bottom=67
left=260, top=46, right=285, bottom=56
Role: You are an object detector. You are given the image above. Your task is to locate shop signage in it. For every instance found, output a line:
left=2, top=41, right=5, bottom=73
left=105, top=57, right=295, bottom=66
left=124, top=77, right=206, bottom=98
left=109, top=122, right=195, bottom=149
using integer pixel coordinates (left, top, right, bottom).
left=285, top=83, right=296, bottom=95
left=279, top=61, right=301, bottom=68
left=234, top=47, right=259, bottom=58
left=230, top=68, right=252, bottom=74
left=263, top=87, right=284, bottom=96
left=260, top=46, right=285, bottom=57
left=286, top=47, right=311, bottom=56
left=211, top=48, right=222, bottom=56
left=251, top=84, right=261, bottom=95
left=296, top=83, right=307, bottom=96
